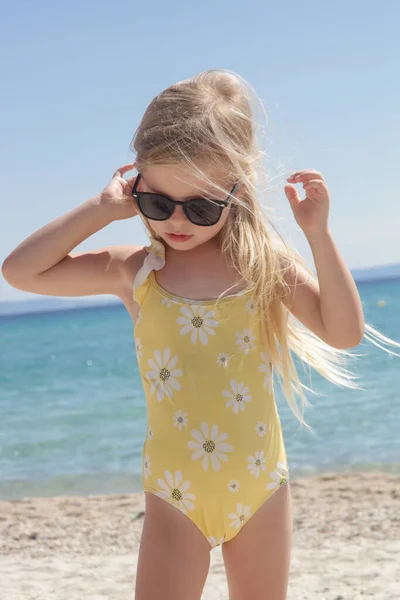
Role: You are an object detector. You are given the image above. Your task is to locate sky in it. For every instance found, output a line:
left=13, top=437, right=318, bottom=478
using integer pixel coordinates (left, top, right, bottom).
left=1, top=0, right=399, bottom=302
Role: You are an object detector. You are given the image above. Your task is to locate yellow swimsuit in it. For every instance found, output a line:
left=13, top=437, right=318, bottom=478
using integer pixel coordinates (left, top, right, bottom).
left=133, top=238, right=289, bottom=549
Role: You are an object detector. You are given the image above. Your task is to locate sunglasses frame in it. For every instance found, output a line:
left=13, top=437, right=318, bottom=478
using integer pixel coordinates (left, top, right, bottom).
left=131, top=173, right=238, bottom=227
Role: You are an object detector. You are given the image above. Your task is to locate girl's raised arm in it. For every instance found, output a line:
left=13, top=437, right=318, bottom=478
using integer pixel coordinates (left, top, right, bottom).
left=1, top=164, right=142, bottom=299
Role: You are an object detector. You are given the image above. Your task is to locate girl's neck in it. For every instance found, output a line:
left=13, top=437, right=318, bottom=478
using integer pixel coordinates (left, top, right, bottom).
left=157, top=236, right=245, bottom=299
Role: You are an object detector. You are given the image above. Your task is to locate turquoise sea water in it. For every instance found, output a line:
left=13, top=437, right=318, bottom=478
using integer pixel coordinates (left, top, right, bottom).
left=1, top=279, right=399, bottom=501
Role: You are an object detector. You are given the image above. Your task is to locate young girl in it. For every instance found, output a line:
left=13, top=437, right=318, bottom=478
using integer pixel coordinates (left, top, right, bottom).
left=3, top=69, right=399, bottom=600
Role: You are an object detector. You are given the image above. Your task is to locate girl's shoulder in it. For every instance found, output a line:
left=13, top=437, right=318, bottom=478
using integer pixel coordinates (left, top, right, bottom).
left=118, top=237, right=166, bottom=303
left=109, top=244, right=147, bottom=299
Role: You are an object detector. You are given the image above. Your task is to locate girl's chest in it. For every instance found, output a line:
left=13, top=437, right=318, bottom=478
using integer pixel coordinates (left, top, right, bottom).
left=134, top=290, right=260, bottom=359
left=155, top=259, right=247, bottom=301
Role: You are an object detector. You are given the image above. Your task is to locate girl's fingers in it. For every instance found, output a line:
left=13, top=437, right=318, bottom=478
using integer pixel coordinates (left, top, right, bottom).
left=126, top=175, right=137, bottom=188
left=303, top=179, right=328, bottom=190
left=284, top=183, right=302, bottom=209
left=287, top=170, right=324, bottom=182
left=112, top=162, right=136, bottom=179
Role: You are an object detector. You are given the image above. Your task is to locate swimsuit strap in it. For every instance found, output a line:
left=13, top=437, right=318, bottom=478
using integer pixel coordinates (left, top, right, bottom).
left=133, top=236, right=165, bottom=304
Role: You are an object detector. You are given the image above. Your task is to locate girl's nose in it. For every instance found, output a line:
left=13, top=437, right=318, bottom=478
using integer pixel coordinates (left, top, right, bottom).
left=169, top=204, right=187, bottom=225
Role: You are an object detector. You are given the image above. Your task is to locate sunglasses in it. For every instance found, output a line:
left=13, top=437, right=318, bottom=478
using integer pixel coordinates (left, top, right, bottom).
left=132, top=173, right=238, bottom=227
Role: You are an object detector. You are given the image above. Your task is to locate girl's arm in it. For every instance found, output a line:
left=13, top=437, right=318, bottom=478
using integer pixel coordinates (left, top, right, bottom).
left=282, top=229, right=365, bottom=349
left=1, top=163, right=142, bottom=299
left=282, top=169, right=365, bottom=350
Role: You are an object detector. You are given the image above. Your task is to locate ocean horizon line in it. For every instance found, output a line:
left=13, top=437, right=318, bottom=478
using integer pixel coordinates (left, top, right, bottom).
left=1, top=274, right=400, bottom=318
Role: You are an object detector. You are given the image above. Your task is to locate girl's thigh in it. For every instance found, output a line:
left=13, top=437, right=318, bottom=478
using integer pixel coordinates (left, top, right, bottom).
left=134, top=492, right=211, bottom=600
left=222, top=483, right=293, bottom=600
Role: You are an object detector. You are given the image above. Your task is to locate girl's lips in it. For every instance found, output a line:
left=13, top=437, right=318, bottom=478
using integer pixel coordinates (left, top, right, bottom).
left=166, top=233, right=193, bottom=242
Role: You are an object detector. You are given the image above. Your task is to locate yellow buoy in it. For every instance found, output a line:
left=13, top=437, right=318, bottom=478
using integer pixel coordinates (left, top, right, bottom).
left=377, top=300, right=386, bottom=307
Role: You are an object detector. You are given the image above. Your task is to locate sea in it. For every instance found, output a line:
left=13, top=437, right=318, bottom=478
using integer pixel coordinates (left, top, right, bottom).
left=1, top=279, right=399, bottom=501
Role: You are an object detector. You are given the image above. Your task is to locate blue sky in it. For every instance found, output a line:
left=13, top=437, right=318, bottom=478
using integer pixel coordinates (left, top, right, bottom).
left=1, top=0, right=399, bottom=302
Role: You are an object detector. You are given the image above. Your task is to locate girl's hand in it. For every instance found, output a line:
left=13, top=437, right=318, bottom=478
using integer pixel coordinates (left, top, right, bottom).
left=98, top=163, right=139, bottom=221
left=285, top=170, right=330, bottom=237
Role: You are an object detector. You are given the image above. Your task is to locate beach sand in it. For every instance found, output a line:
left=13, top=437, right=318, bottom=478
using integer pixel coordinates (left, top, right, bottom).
left=1, top=471, right=399, bottom=599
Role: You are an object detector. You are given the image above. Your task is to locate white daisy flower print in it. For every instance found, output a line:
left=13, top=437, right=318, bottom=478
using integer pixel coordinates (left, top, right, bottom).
left=245, top=298, right=256, bottom=314
left=161, top=297, right=175, bottom=308
left=208, top=535, right=225, bottom=549
left=223, top=380, right=252, bottom=414
left=188, top=422, right=233, bottom=472
left=173, top=409, right=188, bottom=431
left=235, top=328, right=256, bottom=354
left=147, top=425, right=154, bottom=440
left=217, top=352, right=230, bottom=367
left=255, top=421, right=268, bottom=437
left=147, top=348, right=183, bottom=402
left=143, top=453, right=152, bottom=479
left=135, top=310, right=142, bottom=324
left=156, top=470, right=196, bottom=514
left=259, top=353, right=273, bottom=393
left=248, top=450, right=267, bottom=478
left=228, top=480, right=240, bottom=493
left=177, top=305, right=218, bottom=345
left=228, top=503, right=252, bottom=530
left=135, top=337, right=143, bottom=359
left=266, top=461, right=289, bottom=490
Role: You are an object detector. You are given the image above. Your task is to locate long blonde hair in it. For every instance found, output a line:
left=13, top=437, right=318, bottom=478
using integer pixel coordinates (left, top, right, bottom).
left=130, top=69, right=400, bottom=430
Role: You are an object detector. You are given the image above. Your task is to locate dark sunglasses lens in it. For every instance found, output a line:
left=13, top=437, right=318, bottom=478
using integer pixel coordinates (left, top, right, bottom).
left=186, top=200, right=222, bottom=225
left=138, top=194, right=173, bottom=220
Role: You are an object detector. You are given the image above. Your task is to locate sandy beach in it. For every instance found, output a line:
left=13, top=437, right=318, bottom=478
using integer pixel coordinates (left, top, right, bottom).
left=1, top=471, right=399, bottom=599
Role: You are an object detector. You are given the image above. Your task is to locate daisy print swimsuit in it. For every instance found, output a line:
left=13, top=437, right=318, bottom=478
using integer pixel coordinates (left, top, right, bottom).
left=133, top=237, right=289, bottom=549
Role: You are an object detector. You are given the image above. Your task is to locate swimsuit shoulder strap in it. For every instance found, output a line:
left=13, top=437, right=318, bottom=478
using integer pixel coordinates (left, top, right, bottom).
left=133, top=236, right=165, bottom=305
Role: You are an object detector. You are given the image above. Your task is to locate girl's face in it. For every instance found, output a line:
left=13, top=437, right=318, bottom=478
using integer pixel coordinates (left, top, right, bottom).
left=137, top=163, right=237, bottom=251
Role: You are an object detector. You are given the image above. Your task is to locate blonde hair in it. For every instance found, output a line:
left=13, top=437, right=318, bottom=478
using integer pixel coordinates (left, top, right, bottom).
left=130, top=69, right=400, bottom=431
